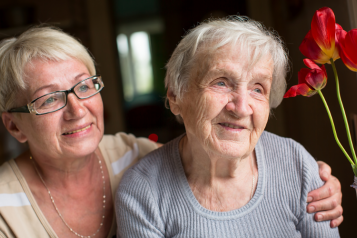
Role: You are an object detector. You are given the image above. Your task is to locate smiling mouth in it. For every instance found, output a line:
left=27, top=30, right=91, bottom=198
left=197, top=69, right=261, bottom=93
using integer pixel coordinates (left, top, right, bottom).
left=63, top=124, right=91, bottom=135
left=219, top=123, right=244, bottom=129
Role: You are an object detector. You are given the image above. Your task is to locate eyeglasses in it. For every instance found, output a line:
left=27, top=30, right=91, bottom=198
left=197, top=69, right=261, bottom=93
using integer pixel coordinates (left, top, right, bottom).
left=8, top=75, right=104, bottom=115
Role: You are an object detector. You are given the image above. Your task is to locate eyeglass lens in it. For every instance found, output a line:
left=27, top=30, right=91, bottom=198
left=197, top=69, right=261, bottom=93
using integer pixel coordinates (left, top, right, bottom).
left=33, top=77, right=102, bottom=114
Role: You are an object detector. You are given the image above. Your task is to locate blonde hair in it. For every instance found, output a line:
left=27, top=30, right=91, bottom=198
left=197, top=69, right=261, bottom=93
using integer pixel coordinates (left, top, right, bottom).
left=165, top=16, right=289, bottom=110
left=0, top=26, right=96, bottom=114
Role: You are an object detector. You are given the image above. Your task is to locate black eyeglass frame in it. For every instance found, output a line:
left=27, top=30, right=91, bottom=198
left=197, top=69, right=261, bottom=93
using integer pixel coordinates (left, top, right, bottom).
left=8, top=75, right=104, bottom=115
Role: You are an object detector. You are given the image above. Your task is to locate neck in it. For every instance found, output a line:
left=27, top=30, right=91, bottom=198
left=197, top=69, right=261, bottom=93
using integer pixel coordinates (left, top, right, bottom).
left=180, top=135, right=255, bottom=181
left=29, top=149, right=99, bottom=190
left=179, top=134, right=257, bottom=211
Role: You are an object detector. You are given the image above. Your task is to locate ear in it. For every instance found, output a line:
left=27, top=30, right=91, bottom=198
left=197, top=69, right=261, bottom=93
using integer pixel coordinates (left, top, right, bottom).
left=2, top=112, right=28, bottom=143
left=166, top=88, right=181, bottom=116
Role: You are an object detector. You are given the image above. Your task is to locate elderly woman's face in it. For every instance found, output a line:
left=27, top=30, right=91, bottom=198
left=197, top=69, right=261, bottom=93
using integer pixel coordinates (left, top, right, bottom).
left=175, top=44, right=273, bottom=159
left=12, top=58, right=104, bottom=159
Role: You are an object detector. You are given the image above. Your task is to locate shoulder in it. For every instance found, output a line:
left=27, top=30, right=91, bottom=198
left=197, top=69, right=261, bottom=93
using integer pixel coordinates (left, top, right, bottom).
left=99, top=133, right=159, bottom=193
left=0, top=160, right=30, bottom=207
left=259, top=131, right=323, bottom=200
left=128, top=135, right=179, bottom=177
left=100, top=133, right=158, bottom=160
left=99, top=132, right=158, bottom=170
left=0, top=160, right=49, bottom=237
left=260, top=131, right=304, bottom=149
left=0, top=160, right=19, bottom=188
left=259, top=131, right=314, bottom=165
left=258, top=131, right=322, bottom=191
left=118, top=135, right=181, bottom=197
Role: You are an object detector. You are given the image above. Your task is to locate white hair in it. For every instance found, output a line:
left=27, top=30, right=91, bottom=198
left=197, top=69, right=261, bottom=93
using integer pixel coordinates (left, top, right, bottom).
left=0, top=26, right=96, bottom=114
left=165, top=16, right=289, bottom=112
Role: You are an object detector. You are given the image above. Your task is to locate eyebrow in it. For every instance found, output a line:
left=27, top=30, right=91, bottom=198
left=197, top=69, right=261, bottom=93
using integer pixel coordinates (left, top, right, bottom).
left=252, top=71, right=273, bottom=81
left=255, top=72, right=272, bottom=78
left=203, top=68, right=233, bottom=79
left=32, top=73, right=88, bottom=97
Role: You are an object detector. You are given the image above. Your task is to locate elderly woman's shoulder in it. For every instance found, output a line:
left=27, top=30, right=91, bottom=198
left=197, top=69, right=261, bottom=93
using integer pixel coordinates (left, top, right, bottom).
left=260, top=131, right=324, bottom=194
left=260, top=131, right=318, bottom=170
left=260, top=131, right=309, bottom=152
left=118, top=135, right=181, bottom=190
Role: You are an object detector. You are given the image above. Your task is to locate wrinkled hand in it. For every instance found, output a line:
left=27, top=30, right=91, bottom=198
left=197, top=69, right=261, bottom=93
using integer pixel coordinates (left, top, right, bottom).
left=307, top=161, right=343, bottom=228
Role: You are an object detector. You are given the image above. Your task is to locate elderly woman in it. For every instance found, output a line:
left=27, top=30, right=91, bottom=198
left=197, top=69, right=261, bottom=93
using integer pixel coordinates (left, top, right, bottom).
left=115, top=17, right=341, bottom=237
left=0, top=25, right=341, bottom=237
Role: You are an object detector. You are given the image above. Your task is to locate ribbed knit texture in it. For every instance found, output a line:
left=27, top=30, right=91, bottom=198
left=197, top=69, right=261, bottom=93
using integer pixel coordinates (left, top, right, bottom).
left=115, top=131, right=339, bottom=237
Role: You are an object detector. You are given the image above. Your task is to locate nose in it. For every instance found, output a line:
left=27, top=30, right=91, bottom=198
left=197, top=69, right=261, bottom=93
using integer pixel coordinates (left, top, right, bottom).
left=225, top=91, right=253, bottom=118
left=63, top=93, right=87, bottom=120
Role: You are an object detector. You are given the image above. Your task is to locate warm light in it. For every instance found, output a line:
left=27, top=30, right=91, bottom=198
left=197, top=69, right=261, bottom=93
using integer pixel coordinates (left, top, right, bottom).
left=130, top=32, right=154, bottom=95
left=117, top=34, right=134, bottom=101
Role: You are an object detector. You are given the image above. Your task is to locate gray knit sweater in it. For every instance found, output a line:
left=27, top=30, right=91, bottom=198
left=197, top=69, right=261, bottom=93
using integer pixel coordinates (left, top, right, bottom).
left=115, top=132, right=339, bottom=237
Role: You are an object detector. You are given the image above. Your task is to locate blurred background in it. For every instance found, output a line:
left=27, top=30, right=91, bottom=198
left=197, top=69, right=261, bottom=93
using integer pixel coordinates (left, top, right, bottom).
left=0, top=0, right=356, bottom=236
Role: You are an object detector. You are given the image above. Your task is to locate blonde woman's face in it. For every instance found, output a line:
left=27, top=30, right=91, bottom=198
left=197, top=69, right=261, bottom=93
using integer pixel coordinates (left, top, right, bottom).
left=13, top=58, right=104, bottom=160
left=175, top=45, right=273, bottom=159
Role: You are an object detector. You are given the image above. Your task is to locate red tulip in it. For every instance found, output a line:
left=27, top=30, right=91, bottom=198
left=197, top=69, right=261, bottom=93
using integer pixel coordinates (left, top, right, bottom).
left=299, top=7, right=341, bottom=64
left=337, top=29, right=357, bottom=72
left=284, top=59, right=327, bottom=98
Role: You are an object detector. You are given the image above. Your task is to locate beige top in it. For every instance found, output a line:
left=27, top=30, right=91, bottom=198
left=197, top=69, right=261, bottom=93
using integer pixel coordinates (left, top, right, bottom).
left=0, top=133, right=158, bottom=238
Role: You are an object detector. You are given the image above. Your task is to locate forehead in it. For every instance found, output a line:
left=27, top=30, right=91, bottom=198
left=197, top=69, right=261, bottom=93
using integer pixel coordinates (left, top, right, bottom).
left=24, top=58, right=89, bottom=86
left=192, top=43, right=274, bottom=81
left=18, top=58, right=90, bottom=103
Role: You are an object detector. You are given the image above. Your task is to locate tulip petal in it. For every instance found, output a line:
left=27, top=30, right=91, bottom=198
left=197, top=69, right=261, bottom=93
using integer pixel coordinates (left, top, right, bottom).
left=311, top=7, right=336, bottom=58
left=344, top=30, right=357, bottom=65
left=331, top=24, right=344, bottom=60
left=335, top=23, right=343, bottom=31
left=303, top=58, right=320, bottom=70
left=299, top=31, right=330, bottom=64
left=320, top=64, right=327, bottom=78
left=335, top=27, right=347, bottom=53
left=284, top=86, right=299, bottom=98
left=305, top=69, right=327, bottom=90
left=338, top=29, right=357, bottom=72
left=284, top=84, right=317, bottom=98
left=298, top=68, right=311, bottom=84
left=340, top=49, right=357, bottom=72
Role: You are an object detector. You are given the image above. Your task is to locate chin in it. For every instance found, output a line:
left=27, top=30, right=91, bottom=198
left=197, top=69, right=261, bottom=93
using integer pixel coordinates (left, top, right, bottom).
left=63, top=135, right=102, bottom=158
left=208, top=140, right=251, bottom=159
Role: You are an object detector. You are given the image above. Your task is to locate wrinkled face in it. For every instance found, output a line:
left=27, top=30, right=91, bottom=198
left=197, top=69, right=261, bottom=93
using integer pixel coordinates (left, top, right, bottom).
left=174, top=44, right=273, bottom=159
left=12, top=58, right=104, bottom=160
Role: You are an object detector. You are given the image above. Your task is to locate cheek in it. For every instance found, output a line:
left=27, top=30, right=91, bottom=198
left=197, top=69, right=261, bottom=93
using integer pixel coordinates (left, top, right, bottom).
left=182, top=91, right=228, bottom=133
left=90, top=97, right=105, bottom=133
left=253, top=102, right=270, bottom=130
left=23, top=115, right=60, bottom=143
left=86, top=96, right=104, bottom=117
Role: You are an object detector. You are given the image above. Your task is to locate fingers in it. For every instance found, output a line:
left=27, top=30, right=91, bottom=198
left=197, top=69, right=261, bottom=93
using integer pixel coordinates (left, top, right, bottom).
left=330, top=214, right=344, bottom=228
left=312, top=204, right=343, bottom=226
left=307, top=192, right=342, bottom=213
left=307, top=175, right=341, bottom=202
left=306, top=175, right=343, bottom=227
left=317, top=161, right=332, bottom=181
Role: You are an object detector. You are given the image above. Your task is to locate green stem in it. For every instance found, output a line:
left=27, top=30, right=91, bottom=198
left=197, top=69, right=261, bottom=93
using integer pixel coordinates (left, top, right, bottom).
left=330, top=59, right=357, bottom=165
left=317, top=90, right=355, bottom=166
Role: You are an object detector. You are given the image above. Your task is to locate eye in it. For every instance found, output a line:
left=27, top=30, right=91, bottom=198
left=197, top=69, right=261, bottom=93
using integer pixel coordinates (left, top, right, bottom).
left=216, top=81, right=226, bottom=87
left=44, top=97, right=56, bottom=105
left=253, top=88, right=262, bottom=94
left=78, top=84, right=89, bottom=92
left=38, top=96, right=58, bottom=109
